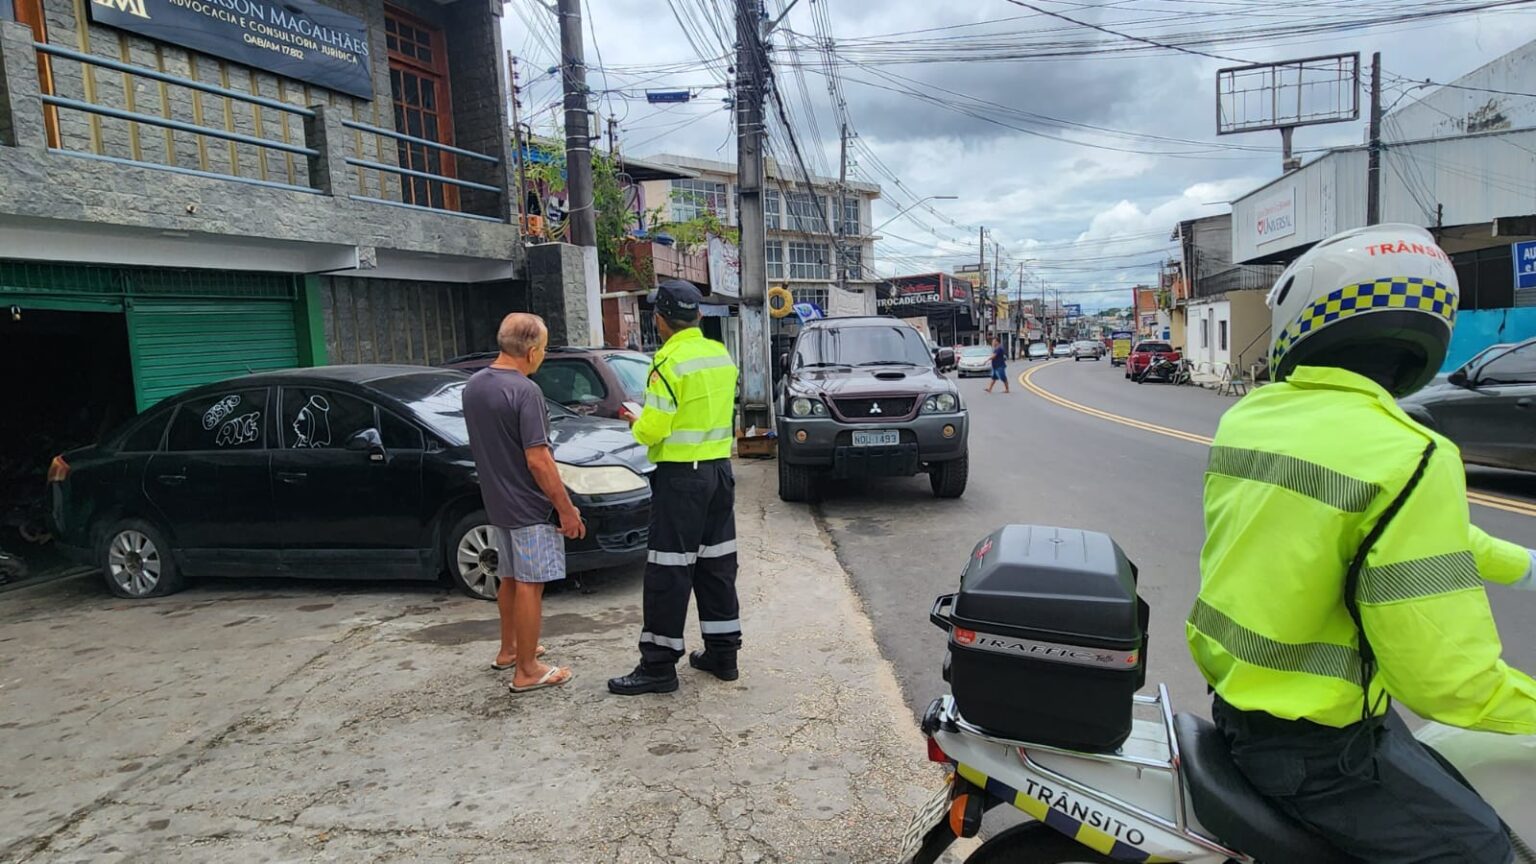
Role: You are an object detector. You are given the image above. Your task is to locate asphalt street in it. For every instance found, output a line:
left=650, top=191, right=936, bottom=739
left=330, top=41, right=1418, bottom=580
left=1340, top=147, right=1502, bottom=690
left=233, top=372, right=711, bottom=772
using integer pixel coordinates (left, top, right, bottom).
left=815, top=358, right=1536, bottom=723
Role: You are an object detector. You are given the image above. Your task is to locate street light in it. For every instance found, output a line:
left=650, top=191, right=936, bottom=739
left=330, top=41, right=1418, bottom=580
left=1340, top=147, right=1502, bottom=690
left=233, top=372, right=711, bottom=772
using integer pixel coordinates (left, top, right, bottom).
left=872, top=195, right=959, bottom=235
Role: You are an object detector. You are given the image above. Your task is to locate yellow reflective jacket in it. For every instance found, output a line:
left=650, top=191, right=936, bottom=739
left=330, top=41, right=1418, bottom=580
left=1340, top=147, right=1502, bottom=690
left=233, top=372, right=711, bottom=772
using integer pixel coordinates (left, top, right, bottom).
left=632, top=327, right=737, bottom=463
left=1188, top=365, right=1536, bottom=733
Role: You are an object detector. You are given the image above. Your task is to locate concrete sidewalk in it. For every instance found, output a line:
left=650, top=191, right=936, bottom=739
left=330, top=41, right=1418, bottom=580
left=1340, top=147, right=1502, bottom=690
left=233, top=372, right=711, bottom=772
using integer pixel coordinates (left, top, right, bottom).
left=0, top=460, right=947, bottom=863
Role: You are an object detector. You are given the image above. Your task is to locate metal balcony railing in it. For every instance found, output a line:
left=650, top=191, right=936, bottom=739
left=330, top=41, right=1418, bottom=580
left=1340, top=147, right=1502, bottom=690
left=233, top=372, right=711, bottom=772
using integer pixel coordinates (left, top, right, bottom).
left=340, top=119, right=502, bottom=224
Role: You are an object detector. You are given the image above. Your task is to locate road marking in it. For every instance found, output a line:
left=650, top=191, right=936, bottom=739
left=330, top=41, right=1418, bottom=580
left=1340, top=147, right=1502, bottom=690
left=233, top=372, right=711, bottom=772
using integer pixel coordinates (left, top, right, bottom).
left=1018, top=362, right=1536, bottom=520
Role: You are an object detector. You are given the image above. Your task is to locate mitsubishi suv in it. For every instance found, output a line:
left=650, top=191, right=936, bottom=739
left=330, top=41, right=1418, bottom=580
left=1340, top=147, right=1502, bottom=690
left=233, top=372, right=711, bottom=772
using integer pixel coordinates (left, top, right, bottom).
left=776, top=317, right=968, bottom=501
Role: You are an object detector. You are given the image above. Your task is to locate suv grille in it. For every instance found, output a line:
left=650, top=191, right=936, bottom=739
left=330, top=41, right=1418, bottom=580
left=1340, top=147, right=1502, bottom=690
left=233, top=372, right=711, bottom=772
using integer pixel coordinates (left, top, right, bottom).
left=833, top=397, right=916, bottom=419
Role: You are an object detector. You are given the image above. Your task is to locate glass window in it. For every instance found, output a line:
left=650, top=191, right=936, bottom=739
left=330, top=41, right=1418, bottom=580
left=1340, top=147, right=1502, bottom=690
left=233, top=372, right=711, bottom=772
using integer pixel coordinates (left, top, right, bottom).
left=379, top=408, right=424, bottom=450
left=796, top=286, right=830, bottom=312
left=766, top=241, right=785, bottom=280
left=531, top=359, right=608, bottom=409
left=839, top=198, right=860, bottom=235
left=167, top=389, right=268, bottom=452
left=764, top=191, right=781, bottom=230
left=1479, top=344, right=1536, bottom=385
left=118, top=409, right=171, bottom=452
left=794, top=324, right=934, bottom=368
left=670, top=179, right=727, bottom=222
left=788, top=241, right=831, bottom=280
left=281, top=388, right=376, bottom=450
left=603, top=353, right=651, bottom=400
left=841, top=245, right=863, bottom=281
left=786, top=191, right=826, bottom=233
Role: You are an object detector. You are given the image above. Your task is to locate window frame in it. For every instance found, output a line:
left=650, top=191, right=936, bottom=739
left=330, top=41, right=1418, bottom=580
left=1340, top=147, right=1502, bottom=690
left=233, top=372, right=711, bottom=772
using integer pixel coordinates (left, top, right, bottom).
left=531, top=357, right=611, bottom=406
left=670, top=178, right=728, bottom=222
left=276, top=386, right=383, bottom=451
left=1478, top=343, right=1536, bottom=386
left=385, top=5, right=458, bottom=211
left=838, top=197, right=860, bottom=236
left=766, top=240, right=785, bottom=280
left=165, top=388, right=272, bottom=453
left=785, top=191, right=826, bottom=233
left=764, top=190, right=782, bottom=230
left=1218, top=319, right=1229, bottom=352
left=787, top=241, right=831, bottom=281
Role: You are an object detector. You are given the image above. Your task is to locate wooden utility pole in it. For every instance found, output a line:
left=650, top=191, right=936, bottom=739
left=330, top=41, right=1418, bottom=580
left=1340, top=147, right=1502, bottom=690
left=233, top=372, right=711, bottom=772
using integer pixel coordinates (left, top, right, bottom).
left=1366, top=51, right=1383, bottom=226
left=557, top=0, right=595, bottom=247
left=736, top=0, right=772, bottom=429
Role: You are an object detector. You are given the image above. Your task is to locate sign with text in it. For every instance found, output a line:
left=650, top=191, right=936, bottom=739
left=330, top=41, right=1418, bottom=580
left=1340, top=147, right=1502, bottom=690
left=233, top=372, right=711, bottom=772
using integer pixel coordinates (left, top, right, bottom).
left=707, top=236, right=741, bottom=299
left=89, top=0, right=373, bottom=99
left=1252, top=187, right=1296, bottom=245
left=1515, top=240, right=1536, bottom=291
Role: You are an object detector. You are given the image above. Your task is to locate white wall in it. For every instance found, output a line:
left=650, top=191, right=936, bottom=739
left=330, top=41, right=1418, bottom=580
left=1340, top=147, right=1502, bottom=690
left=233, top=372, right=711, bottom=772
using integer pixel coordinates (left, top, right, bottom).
left=1188, top=299, right=1232, bottom=370
left=1386, top=40, right=1536, bottom=142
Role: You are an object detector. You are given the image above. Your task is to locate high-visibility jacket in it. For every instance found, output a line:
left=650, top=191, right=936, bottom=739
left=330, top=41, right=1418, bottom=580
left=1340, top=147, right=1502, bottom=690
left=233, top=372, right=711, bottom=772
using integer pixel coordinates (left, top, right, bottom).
left=1188, top=365, right=1536, bottom=733
left=633, top=327, right=737, bottom=463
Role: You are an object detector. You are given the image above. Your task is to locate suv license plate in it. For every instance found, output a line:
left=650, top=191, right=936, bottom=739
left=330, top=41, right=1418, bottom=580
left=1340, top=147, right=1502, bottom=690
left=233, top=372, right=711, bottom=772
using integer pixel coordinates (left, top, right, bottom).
left=852, top=430, right=900, bottom=447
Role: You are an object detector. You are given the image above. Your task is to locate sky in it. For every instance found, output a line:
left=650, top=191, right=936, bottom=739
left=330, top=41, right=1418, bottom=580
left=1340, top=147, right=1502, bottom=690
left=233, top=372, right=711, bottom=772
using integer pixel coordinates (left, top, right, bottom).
left=503, top=1, right=1536, bottom=312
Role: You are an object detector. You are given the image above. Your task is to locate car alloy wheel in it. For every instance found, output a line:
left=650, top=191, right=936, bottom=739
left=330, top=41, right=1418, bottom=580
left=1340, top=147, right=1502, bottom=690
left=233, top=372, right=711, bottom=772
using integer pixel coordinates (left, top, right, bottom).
left=108, top=529, right=162, bottom=597
left=456, top=524, right=501, bottom=601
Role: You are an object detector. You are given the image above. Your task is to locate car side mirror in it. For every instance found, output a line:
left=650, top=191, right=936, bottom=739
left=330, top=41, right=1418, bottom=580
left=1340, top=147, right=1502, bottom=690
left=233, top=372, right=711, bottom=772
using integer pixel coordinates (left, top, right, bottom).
left=347, top=427, right=387, bottom=462
left=1448, top=369, right=1472, bottom=388
left=935, top=347, right=956, bottom=368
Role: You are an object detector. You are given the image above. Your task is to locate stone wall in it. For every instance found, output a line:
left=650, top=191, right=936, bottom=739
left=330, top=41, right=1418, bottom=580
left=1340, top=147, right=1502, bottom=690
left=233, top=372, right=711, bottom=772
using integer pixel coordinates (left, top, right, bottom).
left=320, top=275, right=519, bottom=365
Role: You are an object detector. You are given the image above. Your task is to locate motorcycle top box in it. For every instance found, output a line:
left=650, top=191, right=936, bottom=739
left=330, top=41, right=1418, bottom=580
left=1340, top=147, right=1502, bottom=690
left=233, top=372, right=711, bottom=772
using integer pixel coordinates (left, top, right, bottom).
left=931, top=524, right=1148, bottom=752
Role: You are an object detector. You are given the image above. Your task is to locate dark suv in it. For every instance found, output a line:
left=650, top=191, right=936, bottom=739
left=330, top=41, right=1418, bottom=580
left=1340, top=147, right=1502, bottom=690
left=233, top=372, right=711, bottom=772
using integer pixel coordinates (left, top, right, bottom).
left=443, top=347, right=651, bottom=421
left=777, top=317, right=967, bottom=501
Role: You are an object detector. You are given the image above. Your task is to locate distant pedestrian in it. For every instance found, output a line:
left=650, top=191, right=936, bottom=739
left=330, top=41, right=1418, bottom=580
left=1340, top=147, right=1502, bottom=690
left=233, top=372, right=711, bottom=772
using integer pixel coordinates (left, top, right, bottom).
left=462, top=312, right=586, bottom=694
left=609, top=280, right=741, bottom=696
left=984, top=336, right=1010, bottom=394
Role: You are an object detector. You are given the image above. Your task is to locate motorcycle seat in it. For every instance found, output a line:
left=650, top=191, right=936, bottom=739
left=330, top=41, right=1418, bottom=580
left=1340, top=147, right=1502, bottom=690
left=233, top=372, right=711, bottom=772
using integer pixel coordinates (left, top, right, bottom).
left=1172, top=713, right=1357, bottom=864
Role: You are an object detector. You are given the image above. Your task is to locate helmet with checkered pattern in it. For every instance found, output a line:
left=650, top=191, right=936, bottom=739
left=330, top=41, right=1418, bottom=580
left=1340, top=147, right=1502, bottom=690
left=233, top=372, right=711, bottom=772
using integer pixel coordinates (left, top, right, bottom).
left=1266, top=223, right=1460, bottom=397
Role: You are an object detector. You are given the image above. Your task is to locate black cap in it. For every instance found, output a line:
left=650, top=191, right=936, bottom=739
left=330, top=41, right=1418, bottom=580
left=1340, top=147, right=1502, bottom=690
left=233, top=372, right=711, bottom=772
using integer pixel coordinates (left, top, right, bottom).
left=649, top=279, right=704, bottom=320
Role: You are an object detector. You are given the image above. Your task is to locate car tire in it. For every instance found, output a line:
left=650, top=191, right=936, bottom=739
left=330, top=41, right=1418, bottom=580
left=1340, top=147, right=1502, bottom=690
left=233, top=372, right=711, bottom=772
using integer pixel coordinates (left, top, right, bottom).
left=100, top=518, right=184, bottom=599
left=448, top=511, right=502, bottom=601
left=929, top=454, right=969, bottom=499
left=778, top=456, right=818, bottom=503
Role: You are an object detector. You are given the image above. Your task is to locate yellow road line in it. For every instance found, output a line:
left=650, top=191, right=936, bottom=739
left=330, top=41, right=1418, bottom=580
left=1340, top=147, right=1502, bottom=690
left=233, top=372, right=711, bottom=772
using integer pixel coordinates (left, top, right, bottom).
left=1018, top=362, right=1536, bottom=520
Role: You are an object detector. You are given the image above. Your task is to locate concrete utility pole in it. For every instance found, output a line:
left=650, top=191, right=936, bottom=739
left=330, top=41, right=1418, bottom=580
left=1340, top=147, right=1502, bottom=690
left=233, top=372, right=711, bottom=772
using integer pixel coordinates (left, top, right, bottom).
left=508, top=52, right=526, bottom=227
left=736, top=0, right=773, bottom=431
left=977, top=227, right=986, bottom=343
left=836, top=121, right=848, bottom=291
left=1366, top=51, right=1383, bottom=226
left=557, top=0, right=596, bottom=248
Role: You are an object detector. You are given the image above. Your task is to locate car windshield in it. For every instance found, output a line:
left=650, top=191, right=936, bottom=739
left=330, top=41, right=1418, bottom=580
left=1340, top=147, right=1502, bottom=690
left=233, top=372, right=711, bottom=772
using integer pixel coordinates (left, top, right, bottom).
left=794, top=324, right=934, bottom=368
left=603, top=352, right=651, bottom=399
left=961, top=347, right=992, bottom=358
left=368, top=373, right=579, bottom=444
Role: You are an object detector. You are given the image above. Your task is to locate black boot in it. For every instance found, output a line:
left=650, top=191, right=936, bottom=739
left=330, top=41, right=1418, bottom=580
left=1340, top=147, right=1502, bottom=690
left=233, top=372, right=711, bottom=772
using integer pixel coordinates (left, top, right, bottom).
left=688, top=649, right=738, bottom=681
left=607, top=663, right=679, bottom=695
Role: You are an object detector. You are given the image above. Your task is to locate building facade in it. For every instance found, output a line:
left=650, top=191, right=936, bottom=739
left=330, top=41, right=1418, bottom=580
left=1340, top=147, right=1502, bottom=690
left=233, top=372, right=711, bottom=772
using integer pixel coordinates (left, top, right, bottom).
left=1173, top=214, right=1285, bottom=375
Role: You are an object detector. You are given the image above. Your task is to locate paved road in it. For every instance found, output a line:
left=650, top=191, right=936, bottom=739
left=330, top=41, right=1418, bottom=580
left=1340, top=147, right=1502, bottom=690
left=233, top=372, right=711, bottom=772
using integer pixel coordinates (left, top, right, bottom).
left=816, top=358, right=1536, bottom=722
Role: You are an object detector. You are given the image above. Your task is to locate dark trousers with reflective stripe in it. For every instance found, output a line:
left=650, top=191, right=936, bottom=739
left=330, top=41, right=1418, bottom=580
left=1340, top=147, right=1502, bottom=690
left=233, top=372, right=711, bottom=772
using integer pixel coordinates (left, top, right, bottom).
left=1212, top=698, right=1514, bottom=864
left=639, top=459, right=740, bottom=667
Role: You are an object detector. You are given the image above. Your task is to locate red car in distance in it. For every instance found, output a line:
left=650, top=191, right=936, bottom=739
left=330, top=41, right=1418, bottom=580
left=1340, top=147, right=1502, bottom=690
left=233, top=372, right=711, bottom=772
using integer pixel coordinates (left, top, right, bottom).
left=1124, top=340, right=1181, bottom=381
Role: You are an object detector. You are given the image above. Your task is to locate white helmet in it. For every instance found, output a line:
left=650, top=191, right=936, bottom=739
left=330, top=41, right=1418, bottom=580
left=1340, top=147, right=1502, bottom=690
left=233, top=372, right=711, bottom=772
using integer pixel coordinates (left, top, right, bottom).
left=1267, top=223, right=1459, bottom=397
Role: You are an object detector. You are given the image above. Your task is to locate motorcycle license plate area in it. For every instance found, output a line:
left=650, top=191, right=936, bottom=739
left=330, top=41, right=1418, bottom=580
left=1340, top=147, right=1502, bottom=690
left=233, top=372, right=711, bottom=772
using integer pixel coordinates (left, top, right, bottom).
left=896, top=781, right=952, bottom=863
left=852, top=430, right=900, bottom=447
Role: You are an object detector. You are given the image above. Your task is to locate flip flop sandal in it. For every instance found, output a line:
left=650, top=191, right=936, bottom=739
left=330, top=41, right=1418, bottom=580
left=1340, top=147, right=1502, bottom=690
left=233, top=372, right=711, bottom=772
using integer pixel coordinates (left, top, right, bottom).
left=508, top=666, right=572, bottom=693
left=491, top=645, right=547, bottom=670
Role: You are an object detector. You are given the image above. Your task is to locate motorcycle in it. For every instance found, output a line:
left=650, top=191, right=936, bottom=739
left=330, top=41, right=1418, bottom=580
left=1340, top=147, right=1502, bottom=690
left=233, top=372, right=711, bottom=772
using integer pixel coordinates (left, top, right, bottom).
left=898, top=531, right=1536, bottom=864
left=1136, top=355, right=1179, bottom=384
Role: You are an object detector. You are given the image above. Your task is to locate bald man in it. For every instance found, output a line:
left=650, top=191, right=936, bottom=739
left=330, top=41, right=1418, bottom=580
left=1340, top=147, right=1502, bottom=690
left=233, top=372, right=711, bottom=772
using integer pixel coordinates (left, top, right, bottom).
left=462, top=313, right=585, bottom=694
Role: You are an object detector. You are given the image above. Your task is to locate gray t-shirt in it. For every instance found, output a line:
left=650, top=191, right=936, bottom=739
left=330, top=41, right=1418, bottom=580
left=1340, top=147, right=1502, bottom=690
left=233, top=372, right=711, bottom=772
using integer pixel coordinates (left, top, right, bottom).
left=462, top=367, right=553, bottom=529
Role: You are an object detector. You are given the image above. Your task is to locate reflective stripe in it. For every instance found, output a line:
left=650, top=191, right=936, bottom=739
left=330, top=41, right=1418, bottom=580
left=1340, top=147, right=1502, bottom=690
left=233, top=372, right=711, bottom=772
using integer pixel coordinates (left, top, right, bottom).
left=648, top=550, right=697, bottom=567
left=645, top=392, right=677, bottom=412
left=673, top=354, right=735, bottom=376
left=698, top=539, right=737, bottom=559
left=699, top=618, right=741, bottom=634
left=1207, top=446, right=1380, bottom=513
left=664, top=427, right=733, bottom=445
left=1189, top=598, right=1362, bottom=685
left=1360, top=551, right=1481, bottom=604
left=640, top=631, right=686, bottom=651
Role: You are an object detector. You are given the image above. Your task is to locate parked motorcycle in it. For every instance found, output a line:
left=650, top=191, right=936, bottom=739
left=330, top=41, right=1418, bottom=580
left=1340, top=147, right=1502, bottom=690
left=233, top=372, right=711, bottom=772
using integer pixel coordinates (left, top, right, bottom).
left=1136, top=355, right=1179, bottom=384
left=899, top=525, right=1535, bottom=864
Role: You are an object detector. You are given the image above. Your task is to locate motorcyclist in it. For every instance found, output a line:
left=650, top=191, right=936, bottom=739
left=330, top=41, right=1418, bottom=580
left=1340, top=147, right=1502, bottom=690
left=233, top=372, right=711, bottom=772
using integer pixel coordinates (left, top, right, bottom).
left=1187, top=224, right=1536, bottom=863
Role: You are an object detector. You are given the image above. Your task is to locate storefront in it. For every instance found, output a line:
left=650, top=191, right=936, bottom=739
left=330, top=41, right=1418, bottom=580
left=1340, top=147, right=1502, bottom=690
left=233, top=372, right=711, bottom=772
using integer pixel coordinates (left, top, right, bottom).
left=875, top=273, right=977, bottom=346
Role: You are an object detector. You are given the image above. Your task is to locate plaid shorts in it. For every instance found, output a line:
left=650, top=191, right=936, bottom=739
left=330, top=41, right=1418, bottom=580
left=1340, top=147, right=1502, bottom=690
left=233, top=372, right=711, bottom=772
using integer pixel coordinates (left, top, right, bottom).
left=493, top=523, right=566, bottom=584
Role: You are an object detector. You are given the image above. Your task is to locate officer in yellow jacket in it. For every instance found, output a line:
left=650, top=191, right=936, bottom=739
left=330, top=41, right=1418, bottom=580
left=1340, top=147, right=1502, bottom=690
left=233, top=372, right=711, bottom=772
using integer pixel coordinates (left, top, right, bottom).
left=1189, top=224, right=1536, bottom=862
left=609, top=280, right=741, bottom=695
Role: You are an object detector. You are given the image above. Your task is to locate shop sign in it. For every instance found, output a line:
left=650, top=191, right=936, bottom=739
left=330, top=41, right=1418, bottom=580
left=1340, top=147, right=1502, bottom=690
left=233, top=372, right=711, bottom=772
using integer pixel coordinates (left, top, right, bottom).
left=89, top=0, right=373, bottom=99
left=1252, top=187, right=1296, bottom=245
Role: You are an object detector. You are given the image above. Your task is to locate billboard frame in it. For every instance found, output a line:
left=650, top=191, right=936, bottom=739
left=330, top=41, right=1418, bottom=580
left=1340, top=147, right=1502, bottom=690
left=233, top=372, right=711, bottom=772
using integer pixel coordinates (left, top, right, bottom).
left=1216, top=52, right=1361, bottom=136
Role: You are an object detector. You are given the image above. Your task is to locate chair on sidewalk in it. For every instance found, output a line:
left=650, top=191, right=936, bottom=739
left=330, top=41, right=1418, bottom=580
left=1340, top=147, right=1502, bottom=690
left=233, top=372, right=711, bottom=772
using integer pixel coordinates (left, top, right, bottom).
left=1216, top=363, right=1249, bottom=397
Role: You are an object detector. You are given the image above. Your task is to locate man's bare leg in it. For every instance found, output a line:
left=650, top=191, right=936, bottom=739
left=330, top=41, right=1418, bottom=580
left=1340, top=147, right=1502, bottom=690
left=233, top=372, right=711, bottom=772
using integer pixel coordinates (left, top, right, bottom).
left=494, top=576, right=517, bottom=668
left=511, top=580, right=567, bottom=687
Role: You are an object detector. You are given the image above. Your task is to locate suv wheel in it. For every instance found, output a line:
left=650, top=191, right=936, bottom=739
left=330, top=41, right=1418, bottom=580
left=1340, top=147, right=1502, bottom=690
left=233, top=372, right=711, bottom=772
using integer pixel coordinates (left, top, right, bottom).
left=778, top=457, right=818, bottom=503
left=929, top=455, right=969, bottom=499
left=101, top=518, right=184, bottom=599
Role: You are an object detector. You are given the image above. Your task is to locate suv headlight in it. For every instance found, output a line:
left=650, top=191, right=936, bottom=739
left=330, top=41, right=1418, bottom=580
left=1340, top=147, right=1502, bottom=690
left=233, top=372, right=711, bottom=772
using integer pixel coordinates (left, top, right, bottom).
left=789, top=396, right=827, bottom=417
left=557, top=463, right=648, bottom=495
left=921, top=393, right=959, bottom=414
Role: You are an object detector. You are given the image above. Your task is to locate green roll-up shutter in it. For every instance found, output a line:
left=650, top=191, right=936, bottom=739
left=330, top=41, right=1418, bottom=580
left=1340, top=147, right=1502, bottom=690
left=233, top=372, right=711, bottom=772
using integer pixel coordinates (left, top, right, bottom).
left=127, top=299, right=300, bottom=410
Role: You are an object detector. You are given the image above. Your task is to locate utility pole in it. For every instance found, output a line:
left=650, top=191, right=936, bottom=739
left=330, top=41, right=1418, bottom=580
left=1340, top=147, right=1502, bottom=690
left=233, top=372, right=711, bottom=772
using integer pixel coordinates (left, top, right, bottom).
left=508, top=52, right=525, bottom=228
left=557, top=0, right=596, bottom=248
left=1366, top=51, right=1383, bottom=226
left=977, top=227, right=986, bottom=344
left=736, top=0, right=772, bottom=431
left=836, top=121, right=848, bottom=292
left=607, top=114, right=618, bottom=157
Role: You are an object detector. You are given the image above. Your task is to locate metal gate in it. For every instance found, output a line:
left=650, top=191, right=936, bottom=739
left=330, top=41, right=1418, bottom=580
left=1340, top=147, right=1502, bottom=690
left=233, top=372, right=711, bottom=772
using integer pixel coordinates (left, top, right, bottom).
left=126, top=300, right=300, bottom=410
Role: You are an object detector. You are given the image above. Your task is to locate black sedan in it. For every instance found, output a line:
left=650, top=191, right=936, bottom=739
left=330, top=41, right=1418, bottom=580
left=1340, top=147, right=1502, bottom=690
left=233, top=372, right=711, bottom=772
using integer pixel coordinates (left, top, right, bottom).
left=1400, top=337, right=1536, bottom=471
left=47, top=366, right=652, bottom=600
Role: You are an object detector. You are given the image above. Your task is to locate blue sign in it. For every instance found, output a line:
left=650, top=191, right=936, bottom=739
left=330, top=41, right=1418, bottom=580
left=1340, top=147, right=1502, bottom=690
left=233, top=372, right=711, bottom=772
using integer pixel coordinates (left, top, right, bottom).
left=646, top=91, right=692, bottom=104
left=1515, top=241, right=1536, bottom=291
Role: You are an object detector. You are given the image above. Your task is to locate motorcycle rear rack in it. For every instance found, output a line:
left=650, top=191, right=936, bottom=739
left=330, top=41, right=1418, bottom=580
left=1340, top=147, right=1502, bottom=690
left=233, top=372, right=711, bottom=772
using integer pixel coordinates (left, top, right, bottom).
left=931, top=685, right=1242, bottom=861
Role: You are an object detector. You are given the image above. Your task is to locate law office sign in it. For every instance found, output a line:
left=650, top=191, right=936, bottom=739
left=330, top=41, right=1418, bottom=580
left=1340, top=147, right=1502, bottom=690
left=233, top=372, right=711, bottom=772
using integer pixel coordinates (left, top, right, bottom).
left=89, top=0, right=373, bottom=99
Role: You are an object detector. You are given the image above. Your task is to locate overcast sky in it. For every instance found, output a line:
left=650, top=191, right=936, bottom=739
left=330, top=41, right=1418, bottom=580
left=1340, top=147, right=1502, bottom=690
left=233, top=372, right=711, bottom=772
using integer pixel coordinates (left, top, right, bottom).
left=503, top=1, right=1536, bottom=311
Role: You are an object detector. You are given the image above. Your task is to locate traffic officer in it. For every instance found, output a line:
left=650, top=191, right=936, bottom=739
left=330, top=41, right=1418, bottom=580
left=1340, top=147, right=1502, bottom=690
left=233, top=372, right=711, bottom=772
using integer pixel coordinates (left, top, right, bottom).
left=609, top=280, right=742, bottom=695
left=1189, top=224, right=1536, bottom=862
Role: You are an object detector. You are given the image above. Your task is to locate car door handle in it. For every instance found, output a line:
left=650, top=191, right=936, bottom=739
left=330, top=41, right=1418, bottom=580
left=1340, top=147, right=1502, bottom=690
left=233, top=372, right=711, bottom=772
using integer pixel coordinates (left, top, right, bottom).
left=276, top=471, right=308, bottom=485
left=155, top=473, right=186, bottom=487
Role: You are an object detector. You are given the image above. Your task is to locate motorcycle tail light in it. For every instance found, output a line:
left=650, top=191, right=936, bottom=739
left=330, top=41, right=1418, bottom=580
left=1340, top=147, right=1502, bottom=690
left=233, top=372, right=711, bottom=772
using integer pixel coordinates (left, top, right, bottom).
left=926, top=735, right=949, bottom=764
left=47, top=455, right=70, bottom=484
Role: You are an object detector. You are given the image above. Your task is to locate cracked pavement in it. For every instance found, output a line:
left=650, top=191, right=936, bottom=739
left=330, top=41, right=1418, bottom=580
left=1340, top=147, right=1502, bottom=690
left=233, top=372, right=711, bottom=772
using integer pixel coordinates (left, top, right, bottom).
left=0, top=460, right=947, bottom=863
